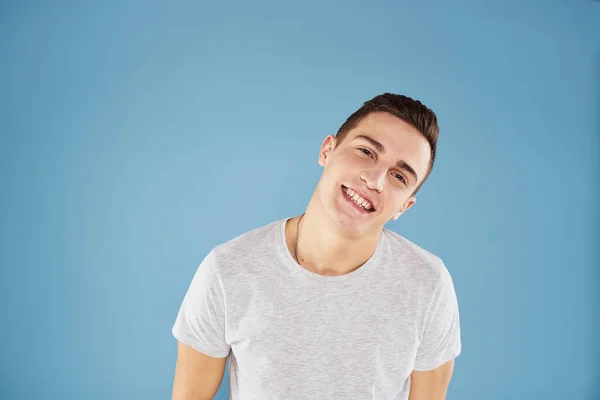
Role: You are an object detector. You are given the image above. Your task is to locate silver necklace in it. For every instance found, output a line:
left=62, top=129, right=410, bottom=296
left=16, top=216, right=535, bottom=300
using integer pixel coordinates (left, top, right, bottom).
left=294, top=213, right=304, bottom=263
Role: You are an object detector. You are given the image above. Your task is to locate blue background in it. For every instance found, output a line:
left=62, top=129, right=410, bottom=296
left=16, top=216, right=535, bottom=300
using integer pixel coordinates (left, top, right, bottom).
left=1, top=1, right=599, bottom=399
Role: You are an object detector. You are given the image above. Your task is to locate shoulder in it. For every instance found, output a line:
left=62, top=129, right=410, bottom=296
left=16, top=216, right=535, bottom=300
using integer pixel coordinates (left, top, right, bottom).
left=381, top=228, right=454, bottom=289
left=213, top=218, right=282, bottom=255
left=206, top=218, right=285, bottom=275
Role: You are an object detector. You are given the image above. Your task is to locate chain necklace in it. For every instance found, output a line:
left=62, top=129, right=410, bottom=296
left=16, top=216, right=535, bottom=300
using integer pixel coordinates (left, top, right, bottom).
left=293, top=213, right=305, bottom=263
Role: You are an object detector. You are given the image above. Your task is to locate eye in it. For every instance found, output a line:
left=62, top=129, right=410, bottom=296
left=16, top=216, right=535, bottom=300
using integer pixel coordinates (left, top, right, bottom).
left=393, top=173, right=406, bottom=184
left=359, top=148, right=373, bottom=158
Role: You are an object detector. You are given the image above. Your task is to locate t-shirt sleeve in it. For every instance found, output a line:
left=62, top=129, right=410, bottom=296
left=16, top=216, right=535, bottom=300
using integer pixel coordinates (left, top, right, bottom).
left=171, top=249, right=231, bottom=358
left=413, top=264, right=462, bottom=371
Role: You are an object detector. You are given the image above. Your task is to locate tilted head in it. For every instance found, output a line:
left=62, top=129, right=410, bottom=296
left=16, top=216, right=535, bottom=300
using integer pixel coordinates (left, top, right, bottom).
left=314, top=93, right=440, bottom=236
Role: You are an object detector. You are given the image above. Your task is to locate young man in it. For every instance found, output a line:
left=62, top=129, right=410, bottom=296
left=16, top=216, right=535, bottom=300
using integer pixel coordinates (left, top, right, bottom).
left=171, top=93, right=462, bottom=400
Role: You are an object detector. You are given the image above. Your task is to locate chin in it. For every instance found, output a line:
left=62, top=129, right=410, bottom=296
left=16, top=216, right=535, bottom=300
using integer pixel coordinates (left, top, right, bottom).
left=326, top=186, right=382, bottom=235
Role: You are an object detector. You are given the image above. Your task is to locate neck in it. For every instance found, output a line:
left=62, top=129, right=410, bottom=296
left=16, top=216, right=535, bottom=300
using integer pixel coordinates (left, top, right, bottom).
left=286, top=196, right=382, bottom=277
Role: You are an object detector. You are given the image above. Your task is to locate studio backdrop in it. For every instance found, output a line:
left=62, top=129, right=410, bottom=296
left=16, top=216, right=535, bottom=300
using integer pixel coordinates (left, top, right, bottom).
left=1, top=1, right=598, bottom=399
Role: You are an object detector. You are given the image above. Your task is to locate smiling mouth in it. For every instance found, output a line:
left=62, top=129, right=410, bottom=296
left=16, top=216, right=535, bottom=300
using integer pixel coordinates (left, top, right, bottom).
left=341, top=185, right=375, bottom=212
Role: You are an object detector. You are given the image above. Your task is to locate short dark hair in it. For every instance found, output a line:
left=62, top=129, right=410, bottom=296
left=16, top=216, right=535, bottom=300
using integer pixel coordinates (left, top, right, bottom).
left=335, top=93, right=440, bottom=197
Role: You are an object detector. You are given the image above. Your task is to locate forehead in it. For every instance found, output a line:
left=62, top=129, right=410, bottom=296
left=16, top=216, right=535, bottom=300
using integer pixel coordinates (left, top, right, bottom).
left=345, top=112, right=432, bottom=175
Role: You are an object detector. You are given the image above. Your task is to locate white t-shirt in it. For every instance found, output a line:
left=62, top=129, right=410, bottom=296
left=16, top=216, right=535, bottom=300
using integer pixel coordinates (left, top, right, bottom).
left=172, top=218, right=462, bottom=399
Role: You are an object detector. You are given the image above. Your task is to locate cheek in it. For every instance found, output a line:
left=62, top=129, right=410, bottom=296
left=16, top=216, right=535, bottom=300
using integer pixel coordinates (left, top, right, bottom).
left=381, top=191, right=406, bottom=214
left=336, top=151, right=367, bottom=172
left=326, top=153, right=358, bottom=177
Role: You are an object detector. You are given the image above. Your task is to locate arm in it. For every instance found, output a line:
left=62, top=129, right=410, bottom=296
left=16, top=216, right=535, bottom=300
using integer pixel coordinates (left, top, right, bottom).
left=408, top=359, right=455, bottom=400
left=410, top=262, right=461, bottom=399
left=171, top=250, right=230, bottom=399
left=172, top=341, right=227, bottom=400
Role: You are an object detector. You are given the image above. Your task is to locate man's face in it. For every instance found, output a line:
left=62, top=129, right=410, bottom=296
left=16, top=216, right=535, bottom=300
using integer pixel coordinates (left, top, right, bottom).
left=315, top=111, right=432, bottom=236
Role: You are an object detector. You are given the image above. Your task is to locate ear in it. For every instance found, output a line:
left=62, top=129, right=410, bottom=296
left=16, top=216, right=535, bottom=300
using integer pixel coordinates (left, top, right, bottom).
left=392, top=196, right=416, bottom=220
left=318, top=134, right=337, bottom=167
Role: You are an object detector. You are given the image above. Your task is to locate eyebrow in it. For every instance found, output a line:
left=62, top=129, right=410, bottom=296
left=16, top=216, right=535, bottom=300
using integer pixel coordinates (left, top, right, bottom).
left=354, top=134, right=385, bottom=153
left=354, top=134, right=419, bottom=185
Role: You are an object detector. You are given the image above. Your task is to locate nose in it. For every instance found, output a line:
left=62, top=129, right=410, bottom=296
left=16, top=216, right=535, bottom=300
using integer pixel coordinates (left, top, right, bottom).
left=360, top=167, right=386, bottom=193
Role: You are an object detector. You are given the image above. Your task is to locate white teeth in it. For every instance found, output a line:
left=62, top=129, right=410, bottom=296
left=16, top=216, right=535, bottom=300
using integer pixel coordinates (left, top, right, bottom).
left=343, top=186, right=373, bottom=211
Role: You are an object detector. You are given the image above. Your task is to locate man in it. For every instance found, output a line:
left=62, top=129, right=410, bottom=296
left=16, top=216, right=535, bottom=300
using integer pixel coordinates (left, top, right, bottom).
left=171, top=93, right=462, bottom=399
